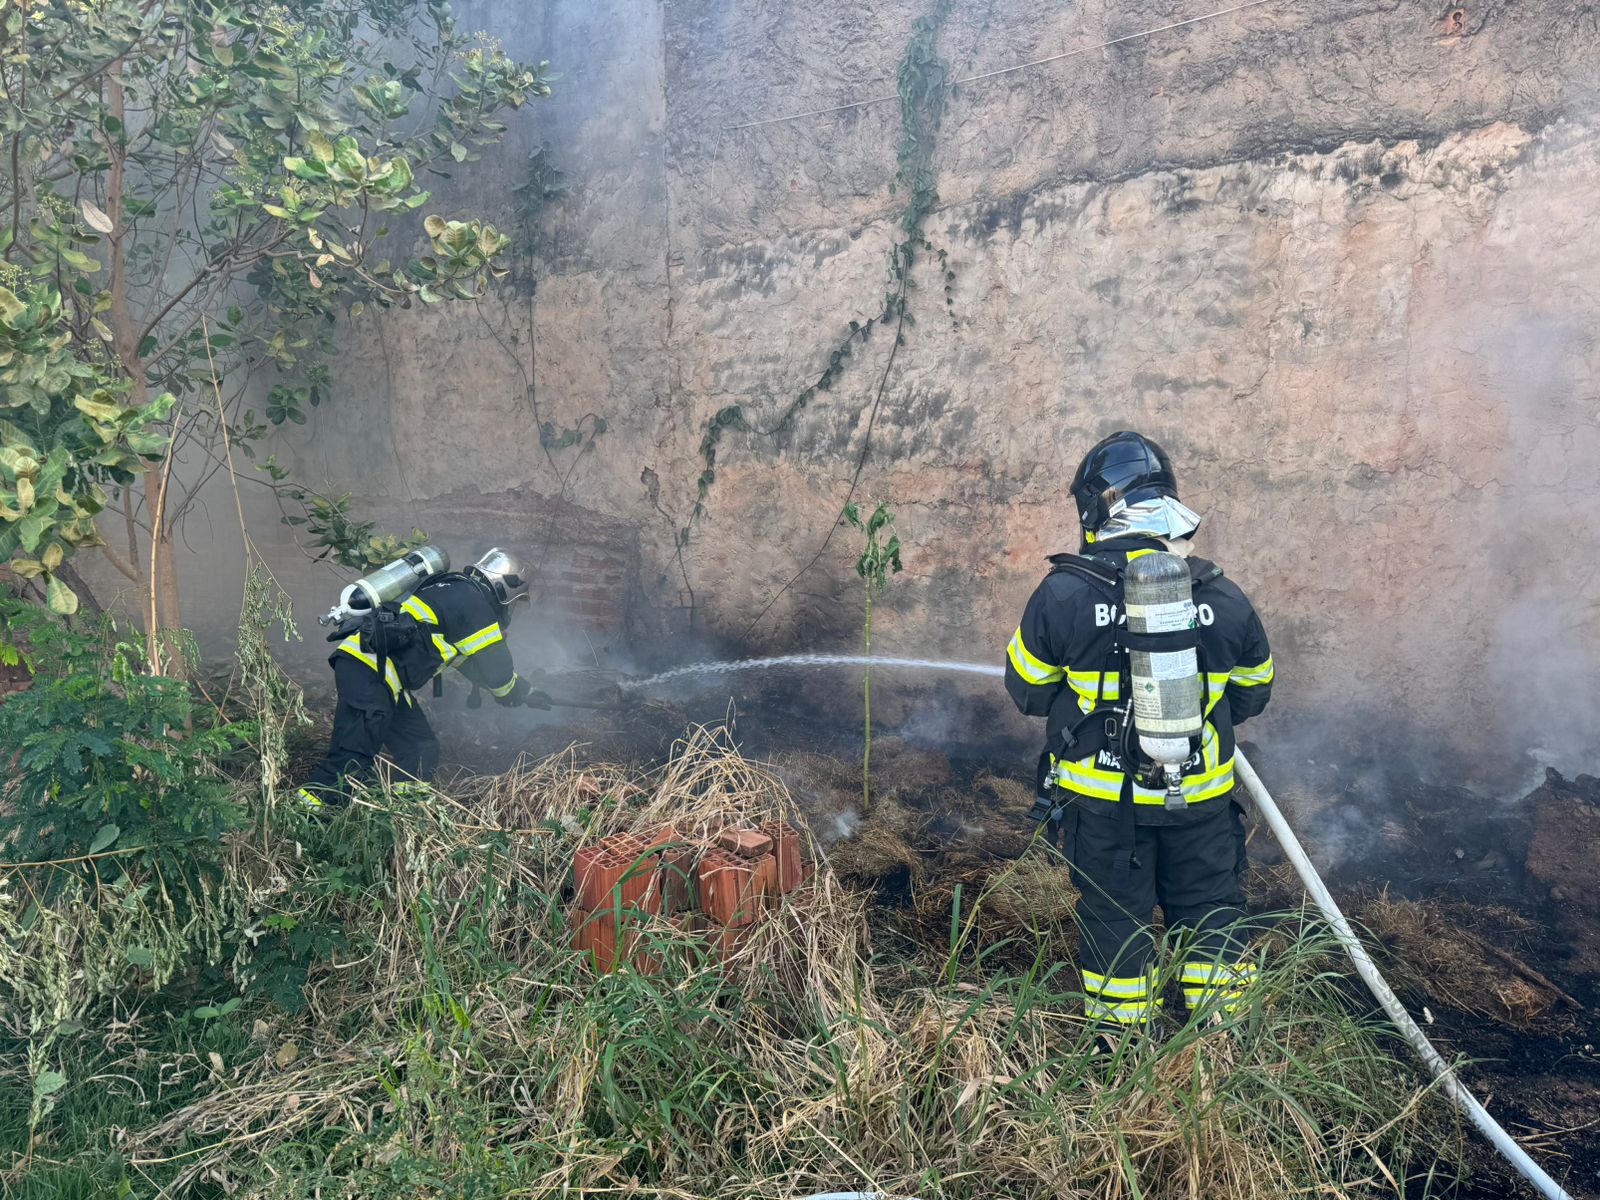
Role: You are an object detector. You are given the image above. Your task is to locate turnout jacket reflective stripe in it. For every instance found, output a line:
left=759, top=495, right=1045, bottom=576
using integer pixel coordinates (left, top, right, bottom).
left=1004, top=536, right=1273, bottom=812
left=333, top=574, right=518, bottom=700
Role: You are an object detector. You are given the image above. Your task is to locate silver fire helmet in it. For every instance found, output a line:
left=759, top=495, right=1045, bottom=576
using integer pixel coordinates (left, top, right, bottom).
left=467, top=548, right=530, bottom=615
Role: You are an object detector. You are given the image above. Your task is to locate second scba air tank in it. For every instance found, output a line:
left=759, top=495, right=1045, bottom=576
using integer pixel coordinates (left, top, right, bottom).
left=1122, top=550, right=1204, bottom=809
left=317, top=545, right=450, bottom=628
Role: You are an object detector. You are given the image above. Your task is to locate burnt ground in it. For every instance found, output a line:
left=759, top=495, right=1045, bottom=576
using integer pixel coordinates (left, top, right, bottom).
left=400, top=667, right=1600, bottom=1199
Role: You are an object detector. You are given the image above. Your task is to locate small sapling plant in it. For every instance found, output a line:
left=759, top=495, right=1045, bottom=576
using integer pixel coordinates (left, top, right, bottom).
left=844, top=501, right=903, bottom=808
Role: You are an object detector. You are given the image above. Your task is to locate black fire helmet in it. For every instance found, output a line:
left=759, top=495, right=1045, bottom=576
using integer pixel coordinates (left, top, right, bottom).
left=1069, top=431, right=1181, bottom=535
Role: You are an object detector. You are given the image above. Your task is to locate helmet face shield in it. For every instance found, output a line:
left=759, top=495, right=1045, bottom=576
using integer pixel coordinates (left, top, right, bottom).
left=468, top=548, right=530, bottom=617
left=1094, top=495, right=1202, bottom=542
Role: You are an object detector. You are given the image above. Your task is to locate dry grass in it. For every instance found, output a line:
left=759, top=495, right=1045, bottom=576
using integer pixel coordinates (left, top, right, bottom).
left=1356, top=891, right=1576, bottom=1029
left=4, top=727, right=1472, bottom=1199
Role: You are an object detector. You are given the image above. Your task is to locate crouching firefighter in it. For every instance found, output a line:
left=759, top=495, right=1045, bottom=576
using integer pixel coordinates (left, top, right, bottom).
left=296, top=547, right=552, bottom=810
left=1004, top=431, right=1275, bottom=1036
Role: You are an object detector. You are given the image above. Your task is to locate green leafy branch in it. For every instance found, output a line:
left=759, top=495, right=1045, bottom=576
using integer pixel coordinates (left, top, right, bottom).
left=258, top=455, right=425, bottom=571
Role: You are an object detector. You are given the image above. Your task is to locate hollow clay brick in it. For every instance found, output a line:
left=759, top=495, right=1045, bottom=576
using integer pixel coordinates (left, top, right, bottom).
left=628, top=931, right=664, bottom=977
left=717, top=827, right=774, bottom=859
left=602, top=831, right=646, bottom=856
left=572, top=907, right=668, bottom=975
left=657, top=845, right=696, bottom=914
left=571, top=907, right=620, bottom=972
left=710, top=921, right=752, bottom=964
left=760, top=820, right=808, bottom=894
left=612, top=845, right=663, bottom=906
left=637, top=826, right=678, bottom=854
left=752, top=854, right=779, bottom=911
left=576, top=846, right=653, bottom=912
left=697, top=849, right=766, bottom=926
left=574, top=845, right=626, bottom=912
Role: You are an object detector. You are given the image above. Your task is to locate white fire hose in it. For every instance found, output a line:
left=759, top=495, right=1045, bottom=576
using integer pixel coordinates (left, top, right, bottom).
left=1233, top=750, right=1573, bottom=1200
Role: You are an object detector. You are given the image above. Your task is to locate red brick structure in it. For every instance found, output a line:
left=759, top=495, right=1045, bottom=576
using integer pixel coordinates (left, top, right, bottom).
left=568, top=822, right=810, bottom=973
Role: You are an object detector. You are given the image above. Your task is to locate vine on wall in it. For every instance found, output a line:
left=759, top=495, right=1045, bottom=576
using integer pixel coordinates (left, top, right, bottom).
left=684, top=0, right=955, bottom=548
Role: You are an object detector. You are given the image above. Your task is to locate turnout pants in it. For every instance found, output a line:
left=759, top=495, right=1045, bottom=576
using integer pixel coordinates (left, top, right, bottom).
left=297, top=656, right=440, bottom=808
left=1059, top=793, right=1254, bottom=1028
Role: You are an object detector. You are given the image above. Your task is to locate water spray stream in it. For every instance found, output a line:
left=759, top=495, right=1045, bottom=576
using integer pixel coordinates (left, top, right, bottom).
left=621, top=654, right=1005, bottom=690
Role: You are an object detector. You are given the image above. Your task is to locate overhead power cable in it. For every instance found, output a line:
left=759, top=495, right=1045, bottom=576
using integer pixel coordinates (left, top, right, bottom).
left=725, top=0, right=1283, bottom=132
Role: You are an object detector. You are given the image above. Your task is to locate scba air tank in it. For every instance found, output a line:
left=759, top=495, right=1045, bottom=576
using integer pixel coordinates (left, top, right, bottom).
left=1124, top=551, right=1203, bottom=809
left=348, top=545, right=449, bottom=611
left=319, top=546, right=449, bottom=626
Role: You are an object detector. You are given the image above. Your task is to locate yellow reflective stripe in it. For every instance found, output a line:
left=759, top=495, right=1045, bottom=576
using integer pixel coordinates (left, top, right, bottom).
left=1230, top=657, right=1274, bottom=686
left=1083, top=970, right=1154, bottom=999
left=455, top=622, right=504, bottom=656
left=430, top=633, right=457, bottom=668
left=1125, top=548, right=1155, bottom=559
left=1072, top=687, right=1123, bottom=711
left=1053, top=759, right=1125, bottom=800
left=489, top=673, right=519, bottom=698
left=1067, top=669, right=1120, bottom=702
left=297, top=787, right=324, bottom=809
left=1182, top=962, right=1258, bottom=1007
left=1069, top=668, right=1120, bottom=712
left=1007, top=629, right=1064, bottom=685
left=1181, top=962, right=1258, bottom=985
left=336, top=636, right=403, bottom=698
left=1085, top=996, right=1163, bottom=1023
left=1053, top=751, right=1236, bottom=804
left=401, top=595, right=439, bottom=624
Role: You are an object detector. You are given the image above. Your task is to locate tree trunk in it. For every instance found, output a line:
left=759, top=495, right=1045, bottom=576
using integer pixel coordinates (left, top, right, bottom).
left=105, top=64, right=185, bottom=674
left=142, top=467, right=184, bottom=673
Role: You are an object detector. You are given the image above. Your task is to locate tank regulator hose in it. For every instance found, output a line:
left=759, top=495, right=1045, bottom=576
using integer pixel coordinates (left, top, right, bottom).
left=1234, top=750, right=1572, bottom=1200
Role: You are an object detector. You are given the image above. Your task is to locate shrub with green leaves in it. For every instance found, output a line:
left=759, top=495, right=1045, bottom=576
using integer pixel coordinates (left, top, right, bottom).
left=0, top=283, right=173, bottom=613
left=0, top=601, right=247, bottom=888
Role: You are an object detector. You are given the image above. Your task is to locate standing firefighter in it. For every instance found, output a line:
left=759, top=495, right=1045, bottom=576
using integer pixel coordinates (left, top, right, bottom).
left=297, top=548, right=551, bottom=810
left=1004, top=431, right=1274, bottom=1036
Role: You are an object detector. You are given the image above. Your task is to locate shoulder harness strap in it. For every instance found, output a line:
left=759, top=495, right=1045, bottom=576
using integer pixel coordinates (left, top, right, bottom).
left=1045, top=552, right=1122, bottom=589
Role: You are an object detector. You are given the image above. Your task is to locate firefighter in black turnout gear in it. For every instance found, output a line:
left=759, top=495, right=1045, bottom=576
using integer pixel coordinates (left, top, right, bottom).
left=1004, top=432, right=1274, bottom=1032
left=297, top=549, right=551, bottom=809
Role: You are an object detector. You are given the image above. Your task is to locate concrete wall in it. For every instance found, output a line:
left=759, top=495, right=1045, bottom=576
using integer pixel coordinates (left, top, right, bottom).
left=117, top=0, right=1600, bottom=785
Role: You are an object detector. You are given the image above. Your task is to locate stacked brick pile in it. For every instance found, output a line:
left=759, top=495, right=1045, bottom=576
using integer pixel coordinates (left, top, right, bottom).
left=569, top=820, right=811, bottom=973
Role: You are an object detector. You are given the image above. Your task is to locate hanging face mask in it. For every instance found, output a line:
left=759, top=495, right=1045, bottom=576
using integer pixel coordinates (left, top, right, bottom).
left=1094, top=496, right=1202, bottom=543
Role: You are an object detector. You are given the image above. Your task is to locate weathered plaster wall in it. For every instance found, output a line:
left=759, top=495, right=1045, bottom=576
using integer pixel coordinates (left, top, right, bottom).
left=144, top=1, right=1600, bottom=784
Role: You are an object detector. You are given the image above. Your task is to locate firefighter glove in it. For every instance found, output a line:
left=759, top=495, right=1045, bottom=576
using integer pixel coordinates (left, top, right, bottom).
left=494, top=674, right=532, bottom=708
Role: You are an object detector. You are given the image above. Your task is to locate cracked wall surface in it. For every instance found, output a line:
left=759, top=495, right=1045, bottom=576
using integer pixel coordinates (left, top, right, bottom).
left=136, top=0, right=1600, bottom=785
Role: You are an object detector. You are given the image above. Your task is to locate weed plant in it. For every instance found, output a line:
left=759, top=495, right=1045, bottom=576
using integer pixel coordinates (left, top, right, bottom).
left=844, top=500, right=903, bottom=810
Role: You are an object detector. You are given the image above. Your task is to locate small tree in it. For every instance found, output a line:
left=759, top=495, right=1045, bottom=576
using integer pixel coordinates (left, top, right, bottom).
left=844, top=500, right=902, bottom=808
left=1, top=0, right=551, bottom=667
